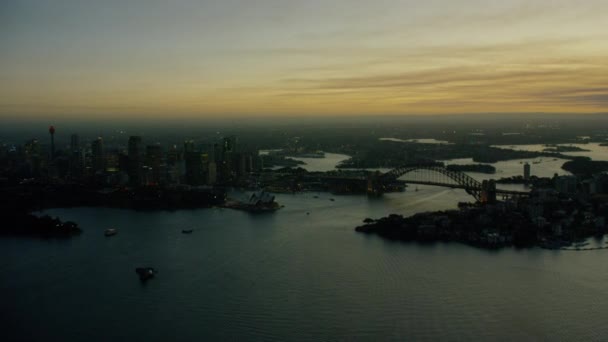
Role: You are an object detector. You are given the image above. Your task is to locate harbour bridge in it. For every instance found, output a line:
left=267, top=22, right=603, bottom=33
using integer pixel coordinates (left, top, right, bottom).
left=367, top=164, right=529, bottom=202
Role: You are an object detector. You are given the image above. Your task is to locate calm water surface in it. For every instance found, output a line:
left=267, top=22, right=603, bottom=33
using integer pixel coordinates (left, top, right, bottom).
left=3, top=189, right=608, bottom=341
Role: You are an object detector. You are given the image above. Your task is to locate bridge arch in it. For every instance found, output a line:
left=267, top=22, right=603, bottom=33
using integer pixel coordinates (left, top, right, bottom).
left=376, top=165, right=488, bottom=201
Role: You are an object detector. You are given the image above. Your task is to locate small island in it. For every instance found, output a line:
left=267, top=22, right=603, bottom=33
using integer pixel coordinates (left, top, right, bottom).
left=543, top=144, right=590, bottom=153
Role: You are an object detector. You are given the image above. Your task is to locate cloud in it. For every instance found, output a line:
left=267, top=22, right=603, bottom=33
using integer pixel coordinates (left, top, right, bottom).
left=570, top=94, right=608, bottom=105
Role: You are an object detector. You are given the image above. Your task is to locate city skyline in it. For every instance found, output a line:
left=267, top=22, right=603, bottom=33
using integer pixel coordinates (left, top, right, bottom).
left=2, top=0, right=608, bottom=119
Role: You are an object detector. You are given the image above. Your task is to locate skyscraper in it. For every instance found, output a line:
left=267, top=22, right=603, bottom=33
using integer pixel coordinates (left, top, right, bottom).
left=223, top=136, right=237, bottom=153
left=69, top=134, right=84, bottom=179
left=48, top=125, right=55, bottom=161
left=184, top=140, right=195, bottom=154
left=91, top=137, right=105, bottom=173
left=524, top=162, right=531, bottom=181
left=145, top=144, right=163, bottom=185
left=128, top=136, right=143, bottom=185
left=24, top=139, right=42, bottom=177
left=70, top=134, right=79, bottom=153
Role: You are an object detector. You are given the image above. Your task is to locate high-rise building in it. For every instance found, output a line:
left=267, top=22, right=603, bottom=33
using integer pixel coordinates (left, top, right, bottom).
left=524, top=162, right=531, bottom=180
left=128, top=136, right=143, bottom=185
left=218, top=137, right=238, bottom=183
left=24, top=139, right=42, bottom=177
left=223, top=136, right=237, bottom=153
left=185, top=152, right=204, bottom=185
left=70, top=134, right=79, bottom=153
left=67, top=133, right=84, bottom=178
left=165, top=145, right=183, bottom=185
left=184, top=140, right=195, bottom=154
left=213, top=143, right=221, bottom=163
left=145, top=144, right=163, bottom=185
left=207, top=161, right=217, bottom=184
left=91, top=137, right=105, bottom=172
left=48, top=125, right=56, bottom=161
left=166, top=145, right=180, bottom=165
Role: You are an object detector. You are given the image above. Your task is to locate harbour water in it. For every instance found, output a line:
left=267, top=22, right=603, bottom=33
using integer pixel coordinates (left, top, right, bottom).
left=3, top=151, right=608, bottom=341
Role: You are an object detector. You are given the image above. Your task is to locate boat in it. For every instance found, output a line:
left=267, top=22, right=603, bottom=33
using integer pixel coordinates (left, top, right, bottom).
left=135, top=267, right=156, bottom=281
left=104, top=228, right=118, bottom=237
left=329, top=198, right=335, bottom=202
left=182, top=229, right=194, bottom=234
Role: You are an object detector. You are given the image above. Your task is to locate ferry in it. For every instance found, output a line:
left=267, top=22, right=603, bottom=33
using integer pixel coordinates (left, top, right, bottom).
left=104, top=228, right=118, bottom=237
left=135, top=267, right=156, bottom=281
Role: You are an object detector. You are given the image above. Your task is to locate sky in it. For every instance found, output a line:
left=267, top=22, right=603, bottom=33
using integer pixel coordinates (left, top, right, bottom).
left=1, top=0, right=608, bottom=119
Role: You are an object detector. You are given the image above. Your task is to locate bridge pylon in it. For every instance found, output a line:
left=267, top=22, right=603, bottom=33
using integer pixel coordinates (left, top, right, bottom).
left=481, top=180, right=497, bottom=204
left=367, top=171, right=383, bottom=196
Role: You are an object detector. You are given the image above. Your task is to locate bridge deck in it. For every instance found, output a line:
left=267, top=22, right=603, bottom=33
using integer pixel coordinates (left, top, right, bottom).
left=402, top=180, right=529, bottom=195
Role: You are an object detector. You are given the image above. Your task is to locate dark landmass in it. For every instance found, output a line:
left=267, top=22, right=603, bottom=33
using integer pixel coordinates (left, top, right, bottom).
left=446, top=164, right=496, bottom=174
left=356, top=192, right=608, bottom=249
left=0, top=182, right=226, bottom=238
left=562, top=157, right=608, bottom=176
left=258, top=167, right=405, bottom=194
left=543, top=145, right=589, bottom=153
left=1, top=183, right=226, bottom=213
left=261, top=154, right=306, bottom=168
left=337, top=141, right=571, bottom=169
left=496, top=175, right=553, bottom=188
left=2, top=213, right=81, bottom=238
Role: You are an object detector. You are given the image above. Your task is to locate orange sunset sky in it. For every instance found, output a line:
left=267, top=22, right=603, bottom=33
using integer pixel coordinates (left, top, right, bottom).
left=1, top=0, right=607, bottom=118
